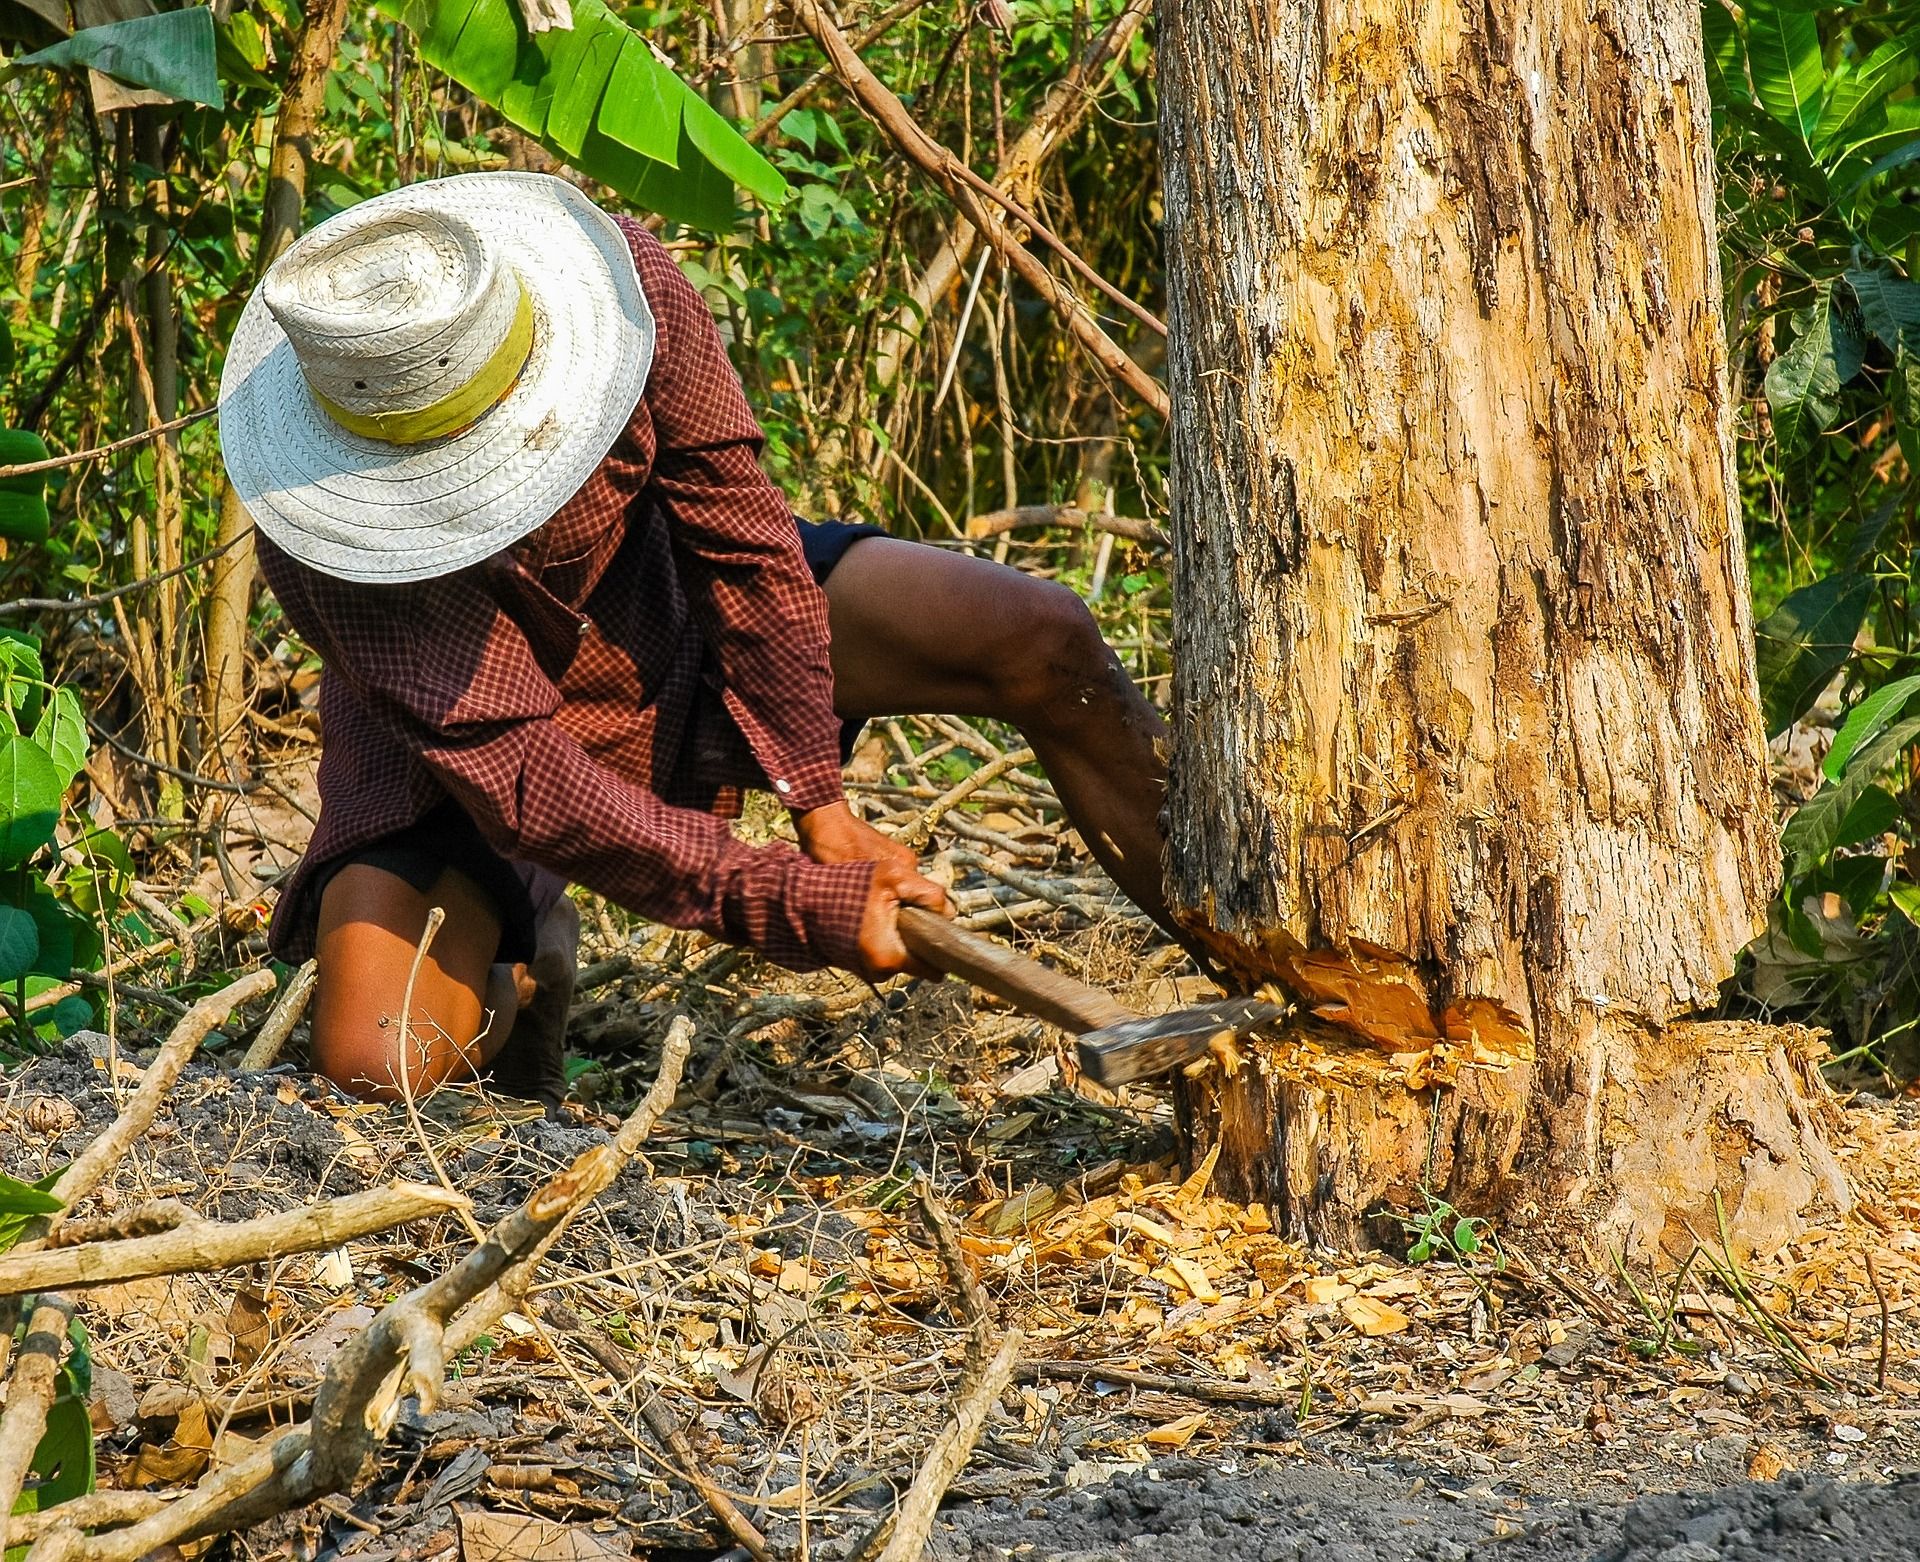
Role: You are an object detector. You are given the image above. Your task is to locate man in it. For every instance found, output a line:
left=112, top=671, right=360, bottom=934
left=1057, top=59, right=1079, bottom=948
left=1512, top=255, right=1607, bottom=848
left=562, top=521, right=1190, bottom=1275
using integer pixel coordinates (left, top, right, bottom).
left=220, top=171, right=1173, bottom=1101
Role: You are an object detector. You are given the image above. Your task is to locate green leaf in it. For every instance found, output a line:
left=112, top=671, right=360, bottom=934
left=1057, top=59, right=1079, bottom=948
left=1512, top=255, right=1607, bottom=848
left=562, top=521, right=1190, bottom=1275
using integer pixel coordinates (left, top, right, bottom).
left=0, top=1173, right=60, bottom=1219
left=683, top=89, right=788, bottom=207
left=1701, top=1, right=1746, bottom=113
left=11, top=1382, right=95, bottom=1524
left=1765, top=286, right=1866, bottom=452
left=43, top=995, right=92, bottom=1039
left=598, top=34, right=682, bottom=165
left=1889, top=880, right=1920, bottom=926
left=543, top=12, right=625, bottom=159
left=373, top=0, right=786, bottom=229
left=0, top=318, right=13, bottom=381
left=10, top=10, right=223, bottom=108
left=0, top=732, right=62, bottom=869
left=1744, top=0, right=1825, bottom=145
left=30, top=688, right=85, bottom=791
left=1753, top=572, right=1874, bottom=736
left=1814, top=36, right=1917, bottom=155
left=1825, top=673, right=1920, bottom=780
left=0, top=905, right=38, bottom=985
left=1847, top=266, right=1920, bottom=352
left=22, top=891, right=75, bottom=982
left=1831, top=782, right=1899, bottom=851
left=1782, top=714, right=1920, bottom=874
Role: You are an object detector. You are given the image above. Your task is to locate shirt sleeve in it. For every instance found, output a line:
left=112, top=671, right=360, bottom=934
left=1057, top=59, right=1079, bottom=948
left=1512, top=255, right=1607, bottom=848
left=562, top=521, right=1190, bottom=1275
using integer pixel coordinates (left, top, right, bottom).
left=632, top=231, right=850, bottom=814
left=267, top=552, right=873, bottom=972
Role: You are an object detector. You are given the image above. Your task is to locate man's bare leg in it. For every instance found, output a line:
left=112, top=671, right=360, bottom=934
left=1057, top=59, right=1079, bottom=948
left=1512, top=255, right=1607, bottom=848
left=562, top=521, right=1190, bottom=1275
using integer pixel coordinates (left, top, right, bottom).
left=821, top=538, right=1179, bottom=938
left=312, top=862, right=574, bottom=1103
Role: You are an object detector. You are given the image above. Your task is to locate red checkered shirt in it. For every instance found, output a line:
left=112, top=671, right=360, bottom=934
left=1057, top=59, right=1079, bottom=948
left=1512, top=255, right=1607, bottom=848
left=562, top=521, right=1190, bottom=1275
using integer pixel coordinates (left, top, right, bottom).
left=257, top=217, right=873, bottom=971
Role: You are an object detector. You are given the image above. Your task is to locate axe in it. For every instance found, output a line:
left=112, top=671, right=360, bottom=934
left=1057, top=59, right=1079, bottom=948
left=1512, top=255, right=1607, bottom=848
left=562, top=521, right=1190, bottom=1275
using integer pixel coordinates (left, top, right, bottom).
left=899, top=906, right=1283, bottom=1086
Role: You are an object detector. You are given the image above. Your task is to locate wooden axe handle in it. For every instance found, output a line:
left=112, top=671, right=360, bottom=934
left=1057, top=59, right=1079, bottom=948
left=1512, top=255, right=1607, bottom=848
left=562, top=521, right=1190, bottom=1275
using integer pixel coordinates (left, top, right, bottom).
left=898, top=906, right=1136, bottom=1035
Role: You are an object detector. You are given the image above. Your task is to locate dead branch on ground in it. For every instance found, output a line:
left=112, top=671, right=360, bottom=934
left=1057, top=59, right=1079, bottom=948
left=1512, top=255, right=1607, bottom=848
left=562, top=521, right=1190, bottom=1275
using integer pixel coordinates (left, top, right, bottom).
left=21, top=1017, right=693, bottom=1561
left=0, top=1183, right=467, bottom=1296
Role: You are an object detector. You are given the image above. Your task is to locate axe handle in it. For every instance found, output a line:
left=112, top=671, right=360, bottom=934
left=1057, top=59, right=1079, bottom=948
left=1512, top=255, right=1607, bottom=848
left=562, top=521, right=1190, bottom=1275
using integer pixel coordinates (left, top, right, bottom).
left=898, top=906, right=1136, bottom=1035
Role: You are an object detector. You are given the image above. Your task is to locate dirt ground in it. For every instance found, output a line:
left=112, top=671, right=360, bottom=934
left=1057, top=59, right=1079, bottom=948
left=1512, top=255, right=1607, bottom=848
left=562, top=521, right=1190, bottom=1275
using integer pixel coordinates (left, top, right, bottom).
left=7, top=961, right=1917, bottom=1561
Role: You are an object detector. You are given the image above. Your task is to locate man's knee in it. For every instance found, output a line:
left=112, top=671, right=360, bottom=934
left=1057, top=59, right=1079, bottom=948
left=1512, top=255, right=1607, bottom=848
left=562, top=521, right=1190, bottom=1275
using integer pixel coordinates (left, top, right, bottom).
left=988, top=577, right=1122, bottom=728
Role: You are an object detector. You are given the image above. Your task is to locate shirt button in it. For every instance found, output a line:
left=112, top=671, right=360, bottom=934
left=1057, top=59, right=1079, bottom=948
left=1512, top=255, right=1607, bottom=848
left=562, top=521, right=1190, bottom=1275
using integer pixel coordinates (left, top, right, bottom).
left=774, top=779, right=792, bottom=794
left=577, top=619, right=590, bottom=637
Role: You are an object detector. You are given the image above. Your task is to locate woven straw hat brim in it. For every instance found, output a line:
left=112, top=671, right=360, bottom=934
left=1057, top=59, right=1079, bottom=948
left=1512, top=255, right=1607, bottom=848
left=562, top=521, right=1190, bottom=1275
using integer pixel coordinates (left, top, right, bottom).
left=218, top=173, right=653, bottom=585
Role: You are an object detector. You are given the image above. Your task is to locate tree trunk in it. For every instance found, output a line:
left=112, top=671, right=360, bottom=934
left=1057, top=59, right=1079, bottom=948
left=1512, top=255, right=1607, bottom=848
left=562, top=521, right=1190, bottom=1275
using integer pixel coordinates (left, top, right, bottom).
left=1158, top=0, right=1849, bottom=1262
left=203, top=0, right=351, bottom=779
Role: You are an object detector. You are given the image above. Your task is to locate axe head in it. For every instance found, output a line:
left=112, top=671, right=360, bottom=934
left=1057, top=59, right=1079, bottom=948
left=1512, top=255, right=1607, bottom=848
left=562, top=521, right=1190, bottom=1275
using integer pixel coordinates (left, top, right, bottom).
left=1075, top=998, right=1287, bottom=1087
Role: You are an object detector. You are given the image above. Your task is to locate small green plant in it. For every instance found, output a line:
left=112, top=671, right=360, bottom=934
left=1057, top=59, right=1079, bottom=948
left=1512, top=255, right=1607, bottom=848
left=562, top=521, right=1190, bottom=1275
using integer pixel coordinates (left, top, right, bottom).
left=1400, top=1194, right=1500, bottom=1267
left=0, top=630, right=131, bottom=1047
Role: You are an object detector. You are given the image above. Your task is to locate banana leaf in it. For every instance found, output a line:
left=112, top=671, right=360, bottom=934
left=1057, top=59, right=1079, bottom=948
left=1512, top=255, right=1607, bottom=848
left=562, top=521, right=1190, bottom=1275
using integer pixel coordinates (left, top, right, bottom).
left=376, top=0, right=787, bottom=230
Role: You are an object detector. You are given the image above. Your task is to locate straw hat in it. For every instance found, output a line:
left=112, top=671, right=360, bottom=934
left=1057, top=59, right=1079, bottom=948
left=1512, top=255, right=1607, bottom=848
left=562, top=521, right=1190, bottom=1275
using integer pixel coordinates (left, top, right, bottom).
left=218, top=172, right=654, bottom=584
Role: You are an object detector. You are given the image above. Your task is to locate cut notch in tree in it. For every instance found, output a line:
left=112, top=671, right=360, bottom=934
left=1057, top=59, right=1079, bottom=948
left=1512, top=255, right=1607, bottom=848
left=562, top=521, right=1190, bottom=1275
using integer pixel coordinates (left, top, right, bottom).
left=1158, top=0, right=1848, bottom=1262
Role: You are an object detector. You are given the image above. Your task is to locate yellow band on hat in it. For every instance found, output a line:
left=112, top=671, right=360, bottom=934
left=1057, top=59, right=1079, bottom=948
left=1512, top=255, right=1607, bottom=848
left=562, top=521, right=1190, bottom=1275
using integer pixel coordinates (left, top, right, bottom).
left=312, top=284, right=535, bottom=445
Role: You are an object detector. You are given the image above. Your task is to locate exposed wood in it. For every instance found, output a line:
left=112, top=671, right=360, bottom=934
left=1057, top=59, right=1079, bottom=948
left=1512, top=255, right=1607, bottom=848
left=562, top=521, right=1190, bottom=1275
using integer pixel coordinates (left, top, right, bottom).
left=1158, top=0, right=1840, bottom=1257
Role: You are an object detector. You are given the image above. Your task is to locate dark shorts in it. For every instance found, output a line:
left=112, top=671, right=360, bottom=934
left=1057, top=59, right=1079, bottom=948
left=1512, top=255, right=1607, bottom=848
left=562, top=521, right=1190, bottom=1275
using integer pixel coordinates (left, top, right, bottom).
left=310, top=518, right=885, bottom=964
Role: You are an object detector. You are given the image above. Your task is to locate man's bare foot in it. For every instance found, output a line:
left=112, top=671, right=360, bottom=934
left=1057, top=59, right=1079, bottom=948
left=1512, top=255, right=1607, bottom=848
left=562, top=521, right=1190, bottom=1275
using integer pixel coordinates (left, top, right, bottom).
left=487, top=895, right=580, bottom=1107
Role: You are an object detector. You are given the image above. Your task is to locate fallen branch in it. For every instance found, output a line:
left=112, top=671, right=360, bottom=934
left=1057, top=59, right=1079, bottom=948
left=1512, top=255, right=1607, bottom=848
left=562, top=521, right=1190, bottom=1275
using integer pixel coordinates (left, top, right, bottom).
left=541, top=1298, right=775, bottom=1562
left=22, top=915, right=223, bottom=1012
left=789, top=0, right=1168, bottom=417
left=240, top=960, right=318, bottom=1070
left=965, top=503, right=1165, bottom=546
left=6, top=1495, right=170, bottom=1549
left=871, top=1329, right=1022, bottom=1562
left=34, top=970, right=278, bottom=1246
left=0, top=1183, right=466, bottom=1297
left=0, top=1297, right=77, bottom=1551
left=901, top=746, right=1037, bottom=848
left=25, top=1017, right=693, bottom=1562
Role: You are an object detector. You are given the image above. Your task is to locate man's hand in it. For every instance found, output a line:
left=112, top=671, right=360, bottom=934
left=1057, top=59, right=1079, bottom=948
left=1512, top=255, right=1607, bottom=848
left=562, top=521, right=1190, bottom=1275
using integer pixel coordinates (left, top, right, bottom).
left=794, top=803, right=951, bottom=981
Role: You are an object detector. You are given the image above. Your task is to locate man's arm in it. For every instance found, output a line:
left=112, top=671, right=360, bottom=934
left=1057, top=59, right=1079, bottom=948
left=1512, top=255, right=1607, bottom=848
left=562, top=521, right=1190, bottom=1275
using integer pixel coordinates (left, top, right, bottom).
left=269, top=549, right=876, bottom=972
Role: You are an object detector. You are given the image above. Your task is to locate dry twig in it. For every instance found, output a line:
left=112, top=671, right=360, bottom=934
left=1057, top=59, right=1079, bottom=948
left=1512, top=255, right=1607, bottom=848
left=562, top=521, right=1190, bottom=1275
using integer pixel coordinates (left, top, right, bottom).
left=34, top=970, right=277, bottom=1245
left=0, top=1297, right=77, bottom=1551
left=870, top=1330, right=1022, bottom=1562
left=0, top=1183, right=466, bottom=1297
left=239, top=959, right=318, bottom=1070
left=24, top=1017, right=693, bottom=1561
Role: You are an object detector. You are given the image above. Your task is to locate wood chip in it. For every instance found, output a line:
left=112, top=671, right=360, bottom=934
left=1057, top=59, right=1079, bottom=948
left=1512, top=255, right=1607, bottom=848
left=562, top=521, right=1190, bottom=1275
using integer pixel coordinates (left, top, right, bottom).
left=1342, top=1295, right=1410, bottom=1336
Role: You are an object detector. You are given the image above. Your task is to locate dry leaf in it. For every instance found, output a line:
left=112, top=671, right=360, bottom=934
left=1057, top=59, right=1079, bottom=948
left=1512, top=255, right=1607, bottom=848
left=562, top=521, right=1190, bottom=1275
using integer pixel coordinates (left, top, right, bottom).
left=1748, top=1443, right=1791, bottom=1481
left=458, top=1510, right=629, bottom=1562
left=1142, top=1412, right=1208, bottom=1448
left=226, top=1288, right=274, bottom=1367
left=126, top=1398, right=212, bottom=1487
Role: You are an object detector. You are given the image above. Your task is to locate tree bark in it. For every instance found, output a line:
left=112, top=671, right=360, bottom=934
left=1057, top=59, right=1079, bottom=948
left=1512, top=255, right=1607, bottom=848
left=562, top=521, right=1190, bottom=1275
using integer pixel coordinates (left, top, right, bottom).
left=1159, top=0, right=1847, bottom=1261
left=203, top=0, right=351, bottom=777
